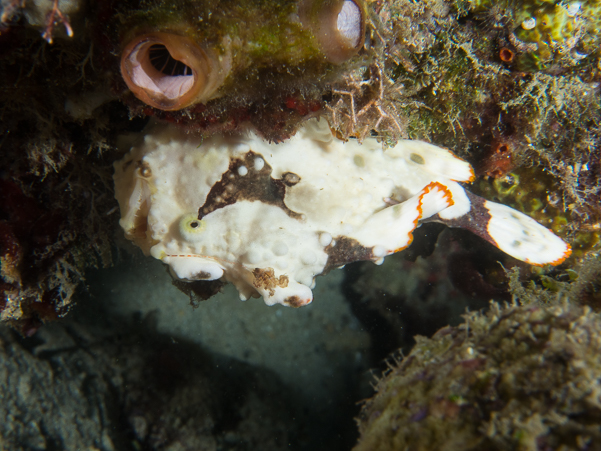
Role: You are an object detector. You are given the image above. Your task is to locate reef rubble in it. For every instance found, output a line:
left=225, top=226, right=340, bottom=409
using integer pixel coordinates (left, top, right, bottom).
left=355, top=299, right=601, bottom=451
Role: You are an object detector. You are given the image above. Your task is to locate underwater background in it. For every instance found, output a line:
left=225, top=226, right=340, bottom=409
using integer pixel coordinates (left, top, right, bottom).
left=1, top=0, right=601, bottom=449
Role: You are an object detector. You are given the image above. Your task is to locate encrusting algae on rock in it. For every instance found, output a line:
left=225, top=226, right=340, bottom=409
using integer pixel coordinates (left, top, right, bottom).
left=354, top=300, right=601, bottom=450
left=468, top=0, right=601, bottom=71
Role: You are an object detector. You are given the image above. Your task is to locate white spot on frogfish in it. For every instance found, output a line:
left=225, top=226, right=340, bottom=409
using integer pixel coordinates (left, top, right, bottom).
left=319, top=232, right=333, bottom=247
left=254, top=157, right=265, bottom=171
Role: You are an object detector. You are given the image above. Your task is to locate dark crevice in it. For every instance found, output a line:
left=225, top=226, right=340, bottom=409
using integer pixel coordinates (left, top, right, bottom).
left=148, top=44, right=192, bottom=76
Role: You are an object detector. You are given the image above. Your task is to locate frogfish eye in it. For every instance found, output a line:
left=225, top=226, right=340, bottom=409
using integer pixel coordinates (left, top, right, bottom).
left=120, top=32, right=226, bottom=111
left=300, top=0, right=366, bottom=64
left=179, top=213, right=206, bottom=242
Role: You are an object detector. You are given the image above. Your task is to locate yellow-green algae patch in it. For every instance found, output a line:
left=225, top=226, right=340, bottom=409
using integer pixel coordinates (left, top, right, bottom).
left=467, top=0, right=601, bottom=71
left=473, top=166, right=600, bottom=259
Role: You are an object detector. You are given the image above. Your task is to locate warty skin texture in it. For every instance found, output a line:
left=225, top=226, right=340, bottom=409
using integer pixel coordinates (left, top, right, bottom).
left=114, top=119, right=570, bottom=307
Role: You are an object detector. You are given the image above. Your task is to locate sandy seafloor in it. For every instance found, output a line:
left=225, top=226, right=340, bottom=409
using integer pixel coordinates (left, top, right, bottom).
left=0, top=228, right=490, bottom=450
left=85, top=252, right=374, bottom=421
left=88, top=255, right=371, bottom=403
left=81, top=255, right=373, bottom=449
left=1, top=247, right=377, bottom=450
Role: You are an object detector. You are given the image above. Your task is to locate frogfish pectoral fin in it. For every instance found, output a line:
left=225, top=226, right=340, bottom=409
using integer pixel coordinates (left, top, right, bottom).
left=349, top=181, right=454, bottom=255
left=432, top=190, right=571, bottom=266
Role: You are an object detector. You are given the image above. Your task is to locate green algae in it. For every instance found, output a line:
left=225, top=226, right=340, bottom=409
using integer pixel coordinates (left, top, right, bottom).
left=325, top=0, right=601, bottom=239
left=467, top=0, right=601, bottom=71
left=118, top=0, right=328, bottom=83
left=355, top=300, right=601, bottom=450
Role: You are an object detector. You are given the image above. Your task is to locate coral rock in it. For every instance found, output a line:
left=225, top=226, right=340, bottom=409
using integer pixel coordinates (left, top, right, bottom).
left=355, top=301, right=601, bottom=451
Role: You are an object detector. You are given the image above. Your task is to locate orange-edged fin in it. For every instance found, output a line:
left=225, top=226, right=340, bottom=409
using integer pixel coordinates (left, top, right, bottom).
left=417, top=181, right=454, bottom=220
left=429, top=191, right=571, bottom=266
left=484, top=200, right=571, bottom=266
left=349, top=181, right=454, bottom=256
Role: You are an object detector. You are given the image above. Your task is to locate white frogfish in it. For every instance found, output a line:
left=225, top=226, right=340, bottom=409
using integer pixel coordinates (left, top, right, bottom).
left=114, top=119, right=571, bottom=307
